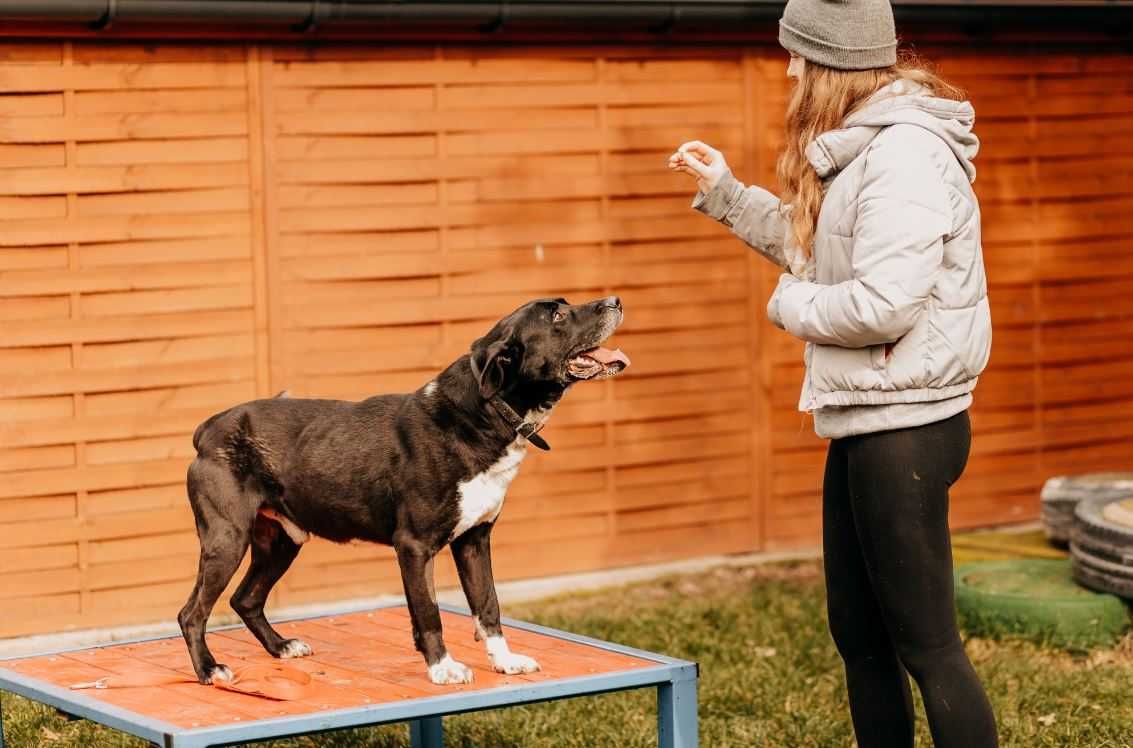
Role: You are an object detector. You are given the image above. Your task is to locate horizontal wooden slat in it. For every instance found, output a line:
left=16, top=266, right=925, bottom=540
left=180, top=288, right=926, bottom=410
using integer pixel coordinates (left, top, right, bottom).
left=0, top=309, right=254, bottom=347
left=75, top=137, right=249, bottom=166
left=0, top=261, right=251, bottom=297
left=79, top=237, right=250, bottom=267
left=74, top=87, right=247, bottom=115
left=271, top=58, right=599, bottom=88
left=0, top=142, right=65, bottom=168
left=0, top=460, right=190, bottom=503
left=0, top=162, right=249, bottom=196
left=0, top=63, right=246, bottom=93
left=0, top=213, right=250, bottom=248
left=0, top=112, right=247, bottom=143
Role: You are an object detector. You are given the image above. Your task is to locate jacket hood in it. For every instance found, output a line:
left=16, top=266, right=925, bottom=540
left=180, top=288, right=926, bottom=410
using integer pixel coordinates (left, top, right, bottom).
left=805, top=79, right=980, bottom=183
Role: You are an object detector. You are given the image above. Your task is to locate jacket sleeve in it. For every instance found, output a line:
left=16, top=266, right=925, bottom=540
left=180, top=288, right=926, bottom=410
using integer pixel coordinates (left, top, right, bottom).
left=692, top=170, right=791, bottom=270
left=773, top=132, right=953, bottom=348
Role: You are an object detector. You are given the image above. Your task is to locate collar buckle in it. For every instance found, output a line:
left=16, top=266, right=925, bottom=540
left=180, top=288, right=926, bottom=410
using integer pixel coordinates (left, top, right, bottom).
left=470, top=354, right=551, bottom=451
left=513, top=415, right=549, bottom=450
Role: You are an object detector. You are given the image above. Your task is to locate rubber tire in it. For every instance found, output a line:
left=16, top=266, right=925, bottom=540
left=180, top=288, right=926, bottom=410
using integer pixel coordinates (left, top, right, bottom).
left=1042, top=473, right=1133, bottom=504
left=1103, top=498, right=1133, bottom=529
left=954, top=559, right=1130, bottom=649
left=1072, top=498, right=1133, bottom=561
left=1041, top=505, right=1074, bottom=545
left=1072, top=552, right=1133, bottom=599
left=1041, top=473, right=1133, bottom=545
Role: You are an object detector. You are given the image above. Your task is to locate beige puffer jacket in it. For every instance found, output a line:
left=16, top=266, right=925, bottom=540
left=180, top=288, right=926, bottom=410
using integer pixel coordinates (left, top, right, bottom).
left=694, top=80, right=992, bottom=422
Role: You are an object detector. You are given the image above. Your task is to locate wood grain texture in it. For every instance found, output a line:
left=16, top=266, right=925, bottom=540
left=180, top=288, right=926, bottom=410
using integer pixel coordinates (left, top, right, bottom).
left=2, top=607, right=656, bottom=722
left=0, top=41, right=258, bottom=638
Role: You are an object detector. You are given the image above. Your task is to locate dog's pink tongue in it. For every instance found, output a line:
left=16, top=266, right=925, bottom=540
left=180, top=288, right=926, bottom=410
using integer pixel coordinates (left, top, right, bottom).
left=583, top=347, right=631, bottom=368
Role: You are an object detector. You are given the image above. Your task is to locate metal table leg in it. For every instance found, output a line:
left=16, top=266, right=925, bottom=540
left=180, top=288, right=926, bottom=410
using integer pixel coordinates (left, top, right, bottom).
left=657, top=668, right=698, bottom=748
left=409, top=716, right=443, bottom=747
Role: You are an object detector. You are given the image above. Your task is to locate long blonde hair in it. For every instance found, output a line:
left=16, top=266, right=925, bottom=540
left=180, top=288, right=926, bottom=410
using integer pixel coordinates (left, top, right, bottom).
left=776, top=50, right=964, bottom=256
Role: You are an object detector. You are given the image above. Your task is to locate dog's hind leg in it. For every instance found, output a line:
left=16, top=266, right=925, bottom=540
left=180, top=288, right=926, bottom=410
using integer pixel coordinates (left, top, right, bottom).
left=230, top=513, right=309, bottom=659
left=178, top=458, right=254, bottom=685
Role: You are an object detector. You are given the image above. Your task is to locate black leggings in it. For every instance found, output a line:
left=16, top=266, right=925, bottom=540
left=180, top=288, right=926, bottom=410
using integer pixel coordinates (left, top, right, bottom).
left=823, top=410, right=997, bottom=748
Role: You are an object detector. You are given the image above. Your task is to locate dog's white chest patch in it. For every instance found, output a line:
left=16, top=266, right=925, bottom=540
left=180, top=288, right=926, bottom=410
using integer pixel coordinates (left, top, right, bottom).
left=450, top=439, right=527, bottom=541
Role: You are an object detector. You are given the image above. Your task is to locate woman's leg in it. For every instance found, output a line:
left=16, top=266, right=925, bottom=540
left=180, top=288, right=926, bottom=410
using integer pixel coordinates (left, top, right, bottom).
left=823, top=436, right=915, bottom=748
left=844, top=411, right=998, bottom=748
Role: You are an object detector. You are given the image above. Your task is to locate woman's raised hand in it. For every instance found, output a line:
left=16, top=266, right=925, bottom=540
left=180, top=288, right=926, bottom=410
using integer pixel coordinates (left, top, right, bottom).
left=668, top=141, right=730, bottom=193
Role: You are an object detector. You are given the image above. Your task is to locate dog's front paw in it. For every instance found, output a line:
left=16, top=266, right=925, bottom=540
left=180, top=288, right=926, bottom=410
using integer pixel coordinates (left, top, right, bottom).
left=205, top=665, right=233, bottom=685
left=278, top=639, right=313, bottom=659
left=427, top=654, right=474, bottom=685
left=490, top=652, right=541, bottom=675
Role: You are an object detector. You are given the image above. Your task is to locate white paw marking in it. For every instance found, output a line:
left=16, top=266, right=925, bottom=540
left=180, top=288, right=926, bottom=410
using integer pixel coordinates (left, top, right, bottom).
left=491, top=651, right=541, bottom=675
left=279, top=639, right=313, bottom=659
left=208, top=665, right=233, bottom=684
left=486, top=635, right=540, bottom=675
left=427, top=654, right=474, bottom=685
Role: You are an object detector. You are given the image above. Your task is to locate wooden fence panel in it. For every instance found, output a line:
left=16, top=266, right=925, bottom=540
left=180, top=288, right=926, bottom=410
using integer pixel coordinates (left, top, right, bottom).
left=1031, top=59, right=1133, bottom=481
left=0, top=41, right=259, bottom=637
left=1, top=37, right=1129, bottom=636
left=259, top=46, right=759, bottom=608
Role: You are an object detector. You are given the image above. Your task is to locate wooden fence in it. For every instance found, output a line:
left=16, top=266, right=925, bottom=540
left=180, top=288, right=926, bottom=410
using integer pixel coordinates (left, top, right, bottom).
left=1, top=38, right=1130, bottom=637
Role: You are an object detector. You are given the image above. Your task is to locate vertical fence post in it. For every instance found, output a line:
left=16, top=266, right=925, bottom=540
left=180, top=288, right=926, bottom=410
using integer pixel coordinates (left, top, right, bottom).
left=0, top=691, right=6, bottom=748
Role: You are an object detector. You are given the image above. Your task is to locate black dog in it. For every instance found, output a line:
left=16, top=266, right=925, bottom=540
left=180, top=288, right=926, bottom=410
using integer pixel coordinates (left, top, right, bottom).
left=178, top=297, right=629, bottom=685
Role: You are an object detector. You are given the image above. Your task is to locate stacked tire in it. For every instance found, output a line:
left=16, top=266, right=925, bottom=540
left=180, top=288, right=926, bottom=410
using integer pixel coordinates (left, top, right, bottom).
left=1041, top=473, right=1133, bottom=546
left=1071, top=496, right=1133, bottom=600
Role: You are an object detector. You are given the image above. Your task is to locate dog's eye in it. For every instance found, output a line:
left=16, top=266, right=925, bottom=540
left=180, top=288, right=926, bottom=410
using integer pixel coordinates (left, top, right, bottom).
left=552, top=310, right=566, bottom=323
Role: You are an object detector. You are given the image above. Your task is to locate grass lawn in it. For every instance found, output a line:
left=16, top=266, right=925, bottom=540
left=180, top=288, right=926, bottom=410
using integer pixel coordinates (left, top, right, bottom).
left=3, top=535, right=1132, bottom=747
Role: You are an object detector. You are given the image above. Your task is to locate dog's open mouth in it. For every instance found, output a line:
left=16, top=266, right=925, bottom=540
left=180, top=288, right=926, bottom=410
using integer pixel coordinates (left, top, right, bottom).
left=567, top=346, right=631, bottom=380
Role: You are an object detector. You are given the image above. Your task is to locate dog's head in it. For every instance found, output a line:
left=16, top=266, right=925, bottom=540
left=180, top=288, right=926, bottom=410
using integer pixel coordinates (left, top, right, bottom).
left=470, top=296, right=630, bottom=400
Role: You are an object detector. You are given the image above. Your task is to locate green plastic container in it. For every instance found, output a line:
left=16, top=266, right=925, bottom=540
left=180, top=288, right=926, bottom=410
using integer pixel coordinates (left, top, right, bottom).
left=954, top=559, right=1131, bottom=649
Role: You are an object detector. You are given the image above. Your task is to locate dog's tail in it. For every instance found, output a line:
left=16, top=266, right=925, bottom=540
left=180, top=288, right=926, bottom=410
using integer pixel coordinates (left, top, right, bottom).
left=191, top=391, right=286, bottom=453
left=219, top=411, right=282, bottom=492
left=192, top=411, right=226, bottom=453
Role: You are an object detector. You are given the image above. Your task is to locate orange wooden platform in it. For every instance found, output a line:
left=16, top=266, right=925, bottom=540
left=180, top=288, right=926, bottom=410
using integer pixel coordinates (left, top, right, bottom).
left=2, top=607, right=653, bottom=729
left=0, top=605, right=698, bottom=747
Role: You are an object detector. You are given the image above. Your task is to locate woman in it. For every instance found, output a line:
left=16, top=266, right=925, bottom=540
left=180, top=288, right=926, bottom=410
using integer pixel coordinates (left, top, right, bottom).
left=669, top=1, right=997, bottom=746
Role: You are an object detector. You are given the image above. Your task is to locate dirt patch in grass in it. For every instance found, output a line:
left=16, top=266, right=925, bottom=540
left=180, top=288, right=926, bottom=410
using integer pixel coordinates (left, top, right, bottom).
left=515, top=561, right=823, bottom=621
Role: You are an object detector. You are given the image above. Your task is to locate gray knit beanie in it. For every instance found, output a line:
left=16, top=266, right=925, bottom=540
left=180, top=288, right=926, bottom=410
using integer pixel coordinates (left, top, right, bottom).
left=779, top=0, right=898, bottom=70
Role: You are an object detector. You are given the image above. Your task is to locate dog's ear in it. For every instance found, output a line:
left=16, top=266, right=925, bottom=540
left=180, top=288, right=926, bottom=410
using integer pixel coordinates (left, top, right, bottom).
left=472, top=336, right=522, bottom=400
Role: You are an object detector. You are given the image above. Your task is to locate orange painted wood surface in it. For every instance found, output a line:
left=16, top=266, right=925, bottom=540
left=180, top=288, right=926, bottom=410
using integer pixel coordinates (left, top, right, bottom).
left=1, top=37, right=1131, bottom=637
left=1, top=607, right=654, bottom=729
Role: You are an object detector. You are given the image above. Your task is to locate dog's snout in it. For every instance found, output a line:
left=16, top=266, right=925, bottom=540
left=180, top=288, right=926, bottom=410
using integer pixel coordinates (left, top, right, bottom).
left=599, top=296, right=621, bottom=310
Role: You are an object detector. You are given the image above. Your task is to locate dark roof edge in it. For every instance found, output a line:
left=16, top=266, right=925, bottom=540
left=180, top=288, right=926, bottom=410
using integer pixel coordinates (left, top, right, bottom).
left=0, top=1, right=1129, bottom=36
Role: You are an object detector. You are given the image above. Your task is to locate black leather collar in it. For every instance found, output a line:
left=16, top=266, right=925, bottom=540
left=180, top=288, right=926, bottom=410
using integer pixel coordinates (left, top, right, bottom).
left=487, top=395, right=550, bottom=451
left=468, top=357, right=551, bottom=451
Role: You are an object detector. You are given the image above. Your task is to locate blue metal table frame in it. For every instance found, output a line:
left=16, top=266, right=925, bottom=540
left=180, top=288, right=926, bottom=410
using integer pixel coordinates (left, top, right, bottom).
left=0, top=602, right=698, bottom=747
